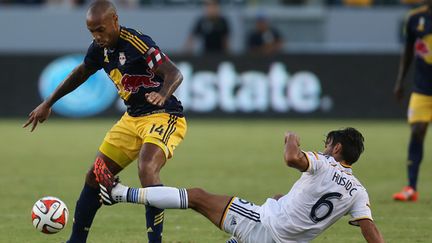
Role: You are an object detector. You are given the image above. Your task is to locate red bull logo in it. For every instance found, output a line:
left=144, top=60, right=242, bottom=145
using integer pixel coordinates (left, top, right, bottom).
left=120, top=73, right=160, bottom=93
left=415, top=39, right=429, bottom=56
left=415, top=35, right=432, bottom=64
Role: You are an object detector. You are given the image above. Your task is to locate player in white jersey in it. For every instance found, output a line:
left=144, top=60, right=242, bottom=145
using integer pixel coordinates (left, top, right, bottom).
left=95, top=127, right=384, bottom=243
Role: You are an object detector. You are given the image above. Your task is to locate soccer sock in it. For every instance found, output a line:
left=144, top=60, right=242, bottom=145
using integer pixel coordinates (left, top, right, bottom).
left=146, top=203, right=164, bottom=243
left=144, top=187, right=188, bottom=209
left=144, top=184, right=165, bottom=243
left=112, top=183, right=188, bottom=209
left=111, top=183, right=187, bottom=243
left=407, top=136, right=423, bottom=191
left=67, top=183, right=101, bottom=243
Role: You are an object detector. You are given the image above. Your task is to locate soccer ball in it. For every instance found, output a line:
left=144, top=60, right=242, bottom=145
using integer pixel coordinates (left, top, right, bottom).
left=31, top=196, right=69, bottom=234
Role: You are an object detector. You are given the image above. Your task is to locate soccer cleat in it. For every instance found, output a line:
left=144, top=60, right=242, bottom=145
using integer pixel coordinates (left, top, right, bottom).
left=393, top=186, right=418, bottom=202
left=93, top=158, right=117, bottom=205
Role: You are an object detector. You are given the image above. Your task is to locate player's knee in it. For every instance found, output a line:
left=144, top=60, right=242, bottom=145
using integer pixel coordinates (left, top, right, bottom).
left=187, top=188, right=208, bottom=208
left=411, top=125, right=427, bottom=141
left=138, top=158, right=162, bottom=178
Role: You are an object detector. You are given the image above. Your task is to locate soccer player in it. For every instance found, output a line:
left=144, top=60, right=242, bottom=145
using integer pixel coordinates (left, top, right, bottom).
left=23, top=1, right=187, bottom=242
left=95, top=128, right=385, bottom=243
left=393, top=1, right=432, bottom=202
left=185, top=0, right=230, bottom=54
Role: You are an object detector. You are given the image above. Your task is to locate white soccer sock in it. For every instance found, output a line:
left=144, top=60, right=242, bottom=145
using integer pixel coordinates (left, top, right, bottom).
left=112, top=184, right=188, bottom=209
left=145, top=187, right=188, bottom=209
left=111, top=183, right=129, bottom=203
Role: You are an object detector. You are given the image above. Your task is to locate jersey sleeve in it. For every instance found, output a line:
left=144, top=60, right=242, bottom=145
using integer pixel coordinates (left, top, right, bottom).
left=83, top=41, right=104, bottom=71
left=121, top=30, right=170, bottom=71
left=303, top=151, right=327, bottom=174
left=348, top=190, right=373, bottom=226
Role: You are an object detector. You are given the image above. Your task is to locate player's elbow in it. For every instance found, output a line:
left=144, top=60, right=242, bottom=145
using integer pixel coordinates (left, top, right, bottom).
left=176, top=71, right=183, bottom=84
left=169, top=66, right=183, bottom=86
left=284, top=153, right=300, bottom=168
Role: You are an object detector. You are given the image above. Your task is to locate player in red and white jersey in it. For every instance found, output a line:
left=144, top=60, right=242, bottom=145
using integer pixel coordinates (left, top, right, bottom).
left=95, top=127, right=384, bottom=243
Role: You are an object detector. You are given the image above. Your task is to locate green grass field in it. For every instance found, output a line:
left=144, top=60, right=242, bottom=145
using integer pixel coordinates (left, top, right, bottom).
left=1, top=118, right=432, bottom=243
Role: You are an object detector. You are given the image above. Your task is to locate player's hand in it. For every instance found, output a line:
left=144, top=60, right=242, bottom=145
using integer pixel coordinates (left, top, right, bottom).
left=23, top=102, right=52, bottom=132
left=145, top=92, right=166, bottom=106
left=285, top=132, right=300, bottom=147
left=272, top=194, right=284, bottom=200
left=393, top=83, right=404, bottom=102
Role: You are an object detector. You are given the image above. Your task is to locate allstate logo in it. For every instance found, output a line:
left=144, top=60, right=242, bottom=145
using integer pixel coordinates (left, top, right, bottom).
left=39, top=55, right=117, bottom=117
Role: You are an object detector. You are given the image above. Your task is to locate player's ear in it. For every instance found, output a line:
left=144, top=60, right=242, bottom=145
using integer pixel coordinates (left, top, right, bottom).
left=333, top=143, right=343, bottom=156
left=113, top=13, right=118, bottom=25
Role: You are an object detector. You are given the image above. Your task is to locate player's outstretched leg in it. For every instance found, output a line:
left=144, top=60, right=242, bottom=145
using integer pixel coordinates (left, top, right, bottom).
left=67, top=153, right=122, bottom=243
left=104, top=181, right=232, bottom=228
left=94, top=171, right=237, bottom=241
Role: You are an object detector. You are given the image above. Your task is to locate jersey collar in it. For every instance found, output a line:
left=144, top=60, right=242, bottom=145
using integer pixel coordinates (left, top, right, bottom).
left=339, top=162, right=353, bottom=174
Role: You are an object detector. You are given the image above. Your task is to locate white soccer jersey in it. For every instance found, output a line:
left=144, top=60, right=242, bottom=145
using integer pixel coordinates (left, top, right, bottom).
left=260, top=151, right=373, bottom=243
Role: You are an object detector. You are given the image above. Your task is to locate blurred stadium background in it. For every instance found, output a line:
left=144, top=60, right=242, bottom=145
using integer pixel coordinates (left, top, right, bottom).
left=1, top=0, right=432, bottom=242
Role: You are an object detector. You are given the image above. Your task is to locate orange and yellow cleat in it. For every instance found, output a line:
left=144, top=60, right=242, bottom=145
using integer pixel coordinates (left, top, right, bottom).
left=393, top=186, right=418, bottom=202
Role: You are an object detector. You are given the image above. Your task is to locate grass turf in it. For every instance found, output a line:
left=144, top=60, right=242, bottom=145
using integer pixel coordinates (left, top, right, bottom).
left=1, top=118, right=431, bottom=242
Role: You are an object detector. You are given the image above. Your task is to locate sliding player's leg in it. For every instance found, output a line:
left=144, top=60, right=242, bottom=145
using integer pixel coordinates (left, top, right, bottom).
left=94, top=163, right=273, bottom=243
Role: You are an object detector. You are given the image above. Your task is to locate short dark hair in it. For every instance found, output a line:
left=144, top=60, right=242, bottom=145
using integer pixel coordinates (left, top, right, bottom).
left=87, top=0, right=116, bottom=17
left=326, top=127, right=364, bottom=165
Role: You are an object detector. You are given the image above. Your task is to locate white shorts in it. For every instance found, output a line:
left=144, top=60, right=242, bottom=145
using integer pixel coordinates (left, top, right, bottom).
left=222, top=197, right=275, bottom=243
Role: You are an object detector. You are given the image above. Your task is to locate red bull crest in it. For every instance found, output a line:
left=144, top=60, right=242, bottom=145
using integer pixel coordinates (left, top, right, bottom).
left=120, top=73, right=160, bottom=93
left=415, top=35, right=432, bottom=64
left=415, top=39, right=429, bottom=56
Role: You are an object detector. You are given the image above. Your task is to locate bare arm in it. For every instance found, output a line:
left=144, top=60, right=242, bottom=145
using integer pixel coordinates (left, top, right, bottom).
left=23, top=63, right=96, bottom=131
left=145, top=59, right=183, bottom=106
left=284, top=132, right=309, bottom=172
left=358, top=219, right=385, bottom=243
left=394, top=41, right=414, bottom=102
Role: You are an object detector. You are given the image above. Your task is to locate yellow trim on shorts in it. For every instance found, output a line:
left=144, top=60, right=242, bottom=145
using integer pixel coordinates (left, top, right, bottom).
left=99, top=141, right=133, bottom=168
left=143, top=136, right=169, bottom=159
left=219, top=197, right=236, bottom=230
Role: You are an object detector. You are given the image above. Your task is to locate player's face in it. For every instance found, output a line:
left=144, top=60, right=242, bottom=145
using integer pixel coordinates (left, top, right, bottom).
left=256, top=20, right=268, bottom=32
left=87, top=12, right=119, bottom=48
left=205, top=2, right=219, bottom=17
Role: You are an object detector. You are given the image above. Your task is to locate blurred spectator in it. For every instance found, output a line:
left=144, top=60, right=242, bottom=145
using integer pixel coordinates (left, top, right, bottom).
left=400, top=0, right=424, bottom=6
left=185, top=0, right=230, bottom=54
left=246, top=14, right=283, bottom=55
